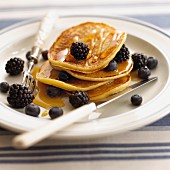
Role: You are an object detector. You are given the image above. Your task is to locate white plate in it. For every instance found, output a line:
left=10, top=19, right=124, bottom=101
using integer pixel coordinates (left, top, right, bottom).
left=0, top=15, right=170, bottom=139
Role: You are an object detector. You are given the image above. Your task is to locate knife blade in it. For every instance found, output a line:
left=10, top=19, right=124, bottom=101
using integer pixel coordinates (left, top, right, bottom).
left=96, top=76, right=158, bottom=109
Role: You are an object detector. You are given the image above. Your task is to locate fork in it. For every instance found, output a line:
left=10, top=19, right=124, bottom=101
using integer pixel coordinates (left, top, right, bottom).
left=21, top=11, right=57, bottom=91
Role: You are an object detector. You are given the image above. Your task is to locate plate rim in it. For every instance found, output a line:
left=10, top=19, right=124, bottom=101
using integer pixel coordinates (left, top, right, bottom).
left=1, top=14, right=169, bottom=38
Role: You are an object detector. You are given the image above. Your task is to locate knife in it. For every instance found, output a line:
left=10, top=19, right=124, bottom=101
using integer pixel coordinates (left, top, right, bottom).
left=96, top=76, right=157, bottom=109
left=87, top=76, right=157, bottom=119
left=13, top=77, right=157, bottom=149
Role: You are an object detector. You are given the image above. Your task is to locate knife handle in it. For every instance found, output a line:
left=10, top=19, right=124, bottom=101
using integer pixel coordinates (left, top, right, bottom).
left=30, top=11, right=57, bottom=63
left=13, top=103, right=96, bottom=149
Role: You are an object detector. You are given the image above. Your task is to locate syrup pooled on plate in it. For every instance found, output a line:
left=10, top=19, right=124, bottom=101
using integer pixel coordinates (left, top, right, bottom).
left=31, top=67, right=64, bottom=109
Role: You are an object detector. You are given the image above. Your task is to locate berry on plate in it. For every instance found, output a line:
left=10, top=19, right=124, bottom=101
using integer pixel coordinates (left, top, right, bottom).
left=5, top=57, right=24, bottom=75
left=147, top=56, right=158, bottom=69
left=132, top=53, right=147, bottom=70
left=138, top=66, right=151, bottom=79
left=0, top=82, right=9, bottom=93
left=25, top=103, right=40, bottom=117
left=69, top=90, right=89, bottom=108
left=41, top=50, right=48, bottom=60
left=46, top=85, right=62, bottom=97
left=25, top=51, right=31, bottom=60
left=131, top=94, right=143, bottom=106
left=7, top=84, right=34, bottom=108
left=49, top=106, right=63, bottom=119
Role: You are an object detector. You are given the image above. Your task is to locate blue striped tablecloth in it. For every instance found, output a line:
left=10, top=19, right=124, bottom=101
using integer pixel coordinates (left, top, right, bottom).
left=0, top=1, right=170, bottom=169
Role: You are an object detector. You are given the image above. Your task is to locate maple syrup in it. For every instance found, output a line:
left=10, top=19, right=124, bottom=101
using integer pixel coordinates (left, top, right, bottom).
left=54, top=28, right=123, bottom=66
left=31, top=67, right=64, bottom=109
left=68, top=57, right=133, bottom=80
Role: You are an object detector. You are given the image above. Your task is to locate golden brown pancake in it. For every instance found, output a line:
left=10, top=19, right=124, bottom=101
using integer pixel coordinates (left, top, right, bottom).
left=66, top=57, right=133, bottom=81
left=48, top=22, right=127, bottom=73
left=37, top=22, right=132, bottom=102
left=36, top=61, right=110, bottom=91
left=88, top=75, right=131, bottom=101
left=36, top=61, right=131, bottom=101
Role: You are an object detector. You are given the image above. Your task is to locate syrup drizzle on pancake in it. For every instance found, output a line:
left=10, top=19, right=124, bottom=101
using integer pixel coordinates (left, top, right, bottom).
left=55, top=28, right=123, bottom=67
left=49, top=22, right=126, bottom=73
left=66, top=57, right=133, bottom=81
left=36, top=61, right=110, bottom=91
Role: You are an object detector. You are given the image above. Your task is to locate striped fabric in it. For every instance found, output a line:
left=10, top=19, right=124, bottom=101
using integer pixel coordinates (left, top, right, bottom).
left=0, top=1, right=170, bottom=169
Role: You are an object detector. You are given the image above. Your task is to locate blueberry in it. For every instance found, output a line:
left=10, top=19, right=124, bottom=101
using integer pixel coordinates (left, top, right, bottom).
left=49, top=106, right=63, bottom=119
left=25, top=103, right=40, bottom=117
left=0, top=82, right=9, bottom=93
left=147, top=56, right=158, bottom=69
left=41, top=50, right=48, bottom=60
left=131, top=94, right=142, bottom=106
left=138, top=67, right=151, bottom=79
left=58, top=71, right=72, bottom=82
left=104, top=60, right=118, bottom=71
left=46, top=85, right=62, bottom=97
left=26, top=51, right=31, bottom=60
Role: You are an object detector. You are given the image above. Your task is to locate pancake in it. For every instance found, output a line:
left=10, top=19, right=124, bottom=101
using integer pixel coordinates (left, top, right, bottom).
left=36, top=61, right=110, bottom=91
left=88, top=75, right=131, bottom=101
left=48, top=22, right=127, bottom=73
left=36, top=61, right=131, bottom=101
left=66, top=57, right=133, bottom=81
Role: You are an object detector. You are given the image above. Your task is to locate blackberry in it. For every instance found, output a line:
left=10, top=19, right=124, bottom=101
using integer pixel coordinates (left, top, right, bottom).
left=58, top=71, right=72, bottom=82
left=138, top=67, right=151, bottom=79
left=7, top=84, right=34, bottom=108
left=49, top=106, right=63, bottom=119
left=70, top=42, right=89, bottom=60
left=131, top=94, right=142, bottom=106
left=104, top=60, right=118, bottom=71
left=132, top=53, right=147, bottom=70
left=114, top=44, right=130, bottom=63
left=41, top=50, right=48, bottom=60
left=69, top=90, right=89, bottom=108
left=147, top=56, right=158, bottom=69
left=26, top=51, right=31, bottom=60
left=25, top=103, right=40, bottom=117
left=46, top=85, right=62, bottom=97
left=5, top=57, right=24, bottom=75
left=0, top=82, right=9, bottom=93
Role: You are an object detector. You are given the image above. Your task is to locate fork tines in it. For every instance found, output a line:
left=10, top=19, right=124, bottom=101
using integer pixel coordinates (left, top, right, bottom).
left=22, top=71, right=35, bottom=92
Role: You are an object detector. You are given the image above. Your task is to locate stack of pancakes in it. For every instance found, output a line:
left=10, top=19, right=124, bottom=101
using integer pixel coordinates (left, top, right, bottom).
left=36, top=22, right=133, bottom=101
